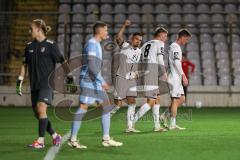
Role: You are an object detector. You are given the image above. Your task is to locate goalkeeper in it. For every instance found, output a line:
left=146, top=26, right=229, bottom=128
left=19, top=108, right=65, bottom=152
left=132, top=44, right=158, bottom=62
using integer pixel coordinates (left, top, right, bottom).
left=16, top=19, right=76, bottom=149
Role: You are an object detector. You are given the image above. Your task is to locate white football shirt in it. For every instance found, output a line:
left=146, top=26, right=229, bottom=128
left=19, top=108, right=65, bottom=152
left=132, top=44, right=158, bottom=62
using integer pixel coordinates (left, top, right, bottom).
left=141, top=40, right=165, bottom=65
left=168, top=42, right=184, bottom=79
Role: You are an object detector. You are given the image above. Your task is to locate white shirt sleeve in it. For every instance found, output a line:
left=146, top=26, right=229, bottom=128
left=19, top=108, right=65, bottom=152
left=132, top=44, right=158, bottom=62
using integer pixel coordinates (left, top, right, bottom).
left=172, top=47, right=184, bottom=75
left=157, top=42, right=165, bottom=66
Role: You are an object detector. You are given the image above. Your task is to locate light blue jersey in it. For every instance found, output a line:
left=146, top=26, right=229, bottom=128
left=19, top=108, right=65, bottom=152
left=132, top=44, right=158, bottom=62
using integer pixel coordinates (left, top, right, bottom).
left=79, top=37, right=107, bottom=104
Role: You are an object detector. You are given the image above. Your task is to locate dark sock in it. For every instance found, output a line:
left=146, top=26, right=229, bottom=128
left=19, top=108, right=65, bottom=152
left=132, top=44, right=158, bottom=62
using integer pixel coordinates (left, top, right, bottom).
left=39, top=118, right=48, bottom=137
left=46, top=120, right=55, bottom=136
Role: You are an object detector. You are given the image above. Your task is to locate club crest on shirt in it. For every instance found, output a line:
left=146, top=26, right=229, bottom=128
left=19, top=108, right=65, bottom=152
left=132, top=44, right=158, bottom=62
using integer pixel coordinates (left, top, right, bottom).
left=41, top=47, right=45, bottom=53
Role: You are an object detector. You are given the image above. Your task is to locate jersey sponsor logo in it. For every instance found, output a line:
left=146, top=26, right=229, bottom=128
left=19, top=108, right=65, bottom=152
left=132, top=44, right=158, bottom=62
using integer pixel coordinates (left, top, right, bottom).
left=29, top=49, right=34, bottom=53
left=41, top=47, right=45, bottom=53
left=130, top=54, right=139, bottom=63
left=44, top=98, right=49, bottom=101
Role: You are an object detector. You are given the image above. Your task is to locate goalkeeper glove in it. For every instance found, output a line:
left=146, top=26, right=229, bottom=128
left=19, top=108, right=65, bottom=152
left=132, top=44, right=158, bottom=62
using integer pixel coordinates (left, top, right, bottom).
left=126, top=71, right=138, bottom=80
left=16, top=76, right=23, bottom=96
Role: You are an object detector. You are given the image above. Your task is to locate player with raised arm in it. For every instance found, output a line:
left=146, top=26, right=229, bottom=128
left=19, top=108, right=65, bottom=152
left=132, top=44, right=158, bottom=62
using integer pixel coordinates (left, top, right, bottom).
left=68, top=21, right=123, bottom=149
left=132, top=27, right=168, bottom=132
left=167, top=29, right=191, bottom=130
left=110, top=19, right=143, bottom=133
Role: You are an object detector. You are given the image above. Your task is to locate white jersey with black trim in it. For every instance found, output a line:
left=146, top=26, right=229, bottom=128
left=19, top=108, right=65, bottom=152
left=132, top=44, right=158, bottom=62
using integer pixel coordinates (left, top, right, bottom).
left=141, top=39, right=165, bottom=65
left=114, top=41, right=141, bottom=78
left=120, top=42, right=141, bottom=63
left=168, top=42, right=184, bottom=80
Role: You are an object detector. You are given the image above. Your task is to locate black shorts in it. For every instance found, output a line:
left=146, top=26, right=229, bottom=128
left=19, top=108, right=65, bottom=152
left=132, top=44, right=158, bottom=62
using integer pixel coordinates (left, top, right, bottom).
left=31, top=88, right=53, bottom=108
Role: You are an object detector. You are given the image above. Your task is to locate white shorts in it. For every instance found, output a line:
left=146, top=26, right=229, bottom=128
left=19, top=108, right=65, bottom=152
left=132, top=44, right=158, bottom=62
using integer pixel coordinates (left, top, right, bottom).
left=143, top=64, right=159, bottom=99
left=168, top=76, right=184, bottom=98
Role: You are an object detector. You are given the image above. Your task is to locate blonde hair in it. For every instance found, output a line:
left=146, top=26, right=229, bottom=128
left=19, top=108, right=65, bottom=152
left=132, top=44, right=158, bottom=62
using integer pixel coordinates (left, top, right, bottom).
left=154, top=27, right=168, bottom=37
left=31, top=19, right=51, bottom=35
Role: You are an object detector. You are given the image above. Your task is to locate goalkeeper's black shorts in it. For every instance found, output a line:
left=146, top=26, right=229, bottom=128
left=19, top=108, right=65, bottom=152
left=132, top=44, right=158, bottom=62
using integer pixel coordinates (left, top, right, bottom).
left=31, top=88, right=53, bottom=108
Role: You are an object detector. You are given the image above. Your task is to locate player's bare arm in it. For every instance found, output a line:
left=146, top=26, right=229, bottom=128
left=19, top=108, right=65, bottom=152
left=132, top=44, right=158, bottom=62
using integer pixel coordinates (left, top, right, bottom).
left=116, top=19, right=131, bottom=46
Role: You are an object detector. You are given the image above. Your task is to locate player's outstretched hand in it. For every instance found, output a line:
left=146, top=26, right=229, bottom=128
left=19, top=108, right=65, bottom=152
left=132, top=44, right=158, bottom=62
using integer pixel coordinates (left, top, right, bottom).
left=124, top=19, right=131, bottom=26
left=16, top=76, right=23, bottom=96
left=65, top=74, right=78, bottom=93
left=102, top=82, right=110, bottom=91
left=182, top=74, right=189, bottom=87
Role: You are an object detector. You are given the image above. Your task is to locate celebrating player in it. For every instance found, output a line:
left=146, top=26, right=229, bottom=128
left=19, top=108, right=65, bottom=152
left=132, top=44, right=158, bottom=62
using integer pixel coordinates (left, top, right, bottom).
left=132, top=27, right=168, bottom=132
left=68, top=21, right=123, bottom=149
left=110, top=19, right=143, bottom=133
left=16, top=19, right=74, bottom=149
left=167, top=29, right=191, bottom=130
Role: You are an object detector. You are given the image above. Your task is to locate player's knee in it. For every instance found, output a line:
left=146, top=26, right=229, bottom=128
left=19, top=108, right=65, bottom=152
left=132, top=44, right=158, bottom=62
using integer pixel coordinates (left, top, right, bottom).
left=80, top=103, right=88, bottom=110
left=37, top=109, right=47, bottom=117
left=36, top=102, right=47, bottom=118
left=179, top=96, right=185, bottom=106
left=155, top=98, right=160, bottom=104
left=37, top=111, right=47, bottom=118
left=114, top=99, right=122, bottom=106
left=127, top=97, right=136, bottom=105
left=147, top=99, right=155, bottom=107
left=181, top=96, right=186, bottom=103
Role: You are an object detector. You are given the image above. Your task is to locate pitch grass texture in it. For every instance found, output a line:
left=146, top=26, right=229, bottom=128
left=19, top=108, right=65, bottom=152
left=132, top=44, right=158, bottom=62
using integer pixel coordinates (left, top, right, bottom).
left=0, top=107, right=240, bottom=160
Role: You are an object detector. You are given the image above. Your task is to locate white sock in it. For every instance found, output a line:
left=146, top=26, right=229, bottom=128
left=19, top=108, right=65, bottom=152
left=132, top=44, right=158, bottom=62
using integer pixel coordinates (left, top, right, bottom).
left=152, top=104, right=160, bottom=129
left=133, top=103, right=151, bottom=123
left=103, top=134, right=110, bottom=141
left=170, top=117, right=176, bottom=127
left=38, top=137, right=44, bottom=144
left=127, top=104, right=136, bottom=128
left=52, top=132, right=57, bottom=139
left=71, top=136, right=77, bottom=142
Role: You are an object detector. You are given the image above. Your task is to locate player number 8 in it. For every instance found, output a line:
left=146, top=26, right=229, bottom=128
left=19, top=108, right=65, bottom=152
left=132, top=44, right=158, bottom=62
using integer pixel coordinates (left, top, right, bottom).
left=144, top=44, right=151, bottom=57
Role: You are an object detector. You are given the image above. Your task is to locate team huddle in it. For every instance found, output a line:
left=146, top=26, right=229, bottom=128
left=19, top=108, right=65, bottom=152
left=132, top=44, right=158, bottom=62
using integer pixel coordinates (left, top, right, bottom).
left=16, top=19, right=191, bottom=149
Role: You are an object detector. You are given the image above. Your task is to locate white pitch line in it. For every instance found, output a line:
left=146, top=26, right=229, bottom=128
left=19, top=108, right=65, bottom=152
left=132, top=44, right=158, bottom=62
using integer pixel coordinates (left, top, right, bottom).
left=44, top=131, right=71, bottom=160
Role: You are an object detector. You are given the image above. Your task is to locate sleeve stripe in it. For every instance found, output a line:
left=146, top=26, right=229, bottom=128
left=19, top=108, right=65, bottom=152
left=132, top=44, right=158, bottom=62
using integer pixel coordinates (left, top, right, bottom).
left=88, top=51, right=96, bottom=56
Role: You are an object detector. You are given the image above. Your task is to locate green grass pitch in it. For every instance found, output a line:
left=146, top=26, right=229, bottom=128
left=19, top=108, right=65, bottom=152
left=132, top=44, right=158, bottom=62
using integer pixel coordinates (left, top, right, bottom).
left=0, top=107, right=240, bottom=160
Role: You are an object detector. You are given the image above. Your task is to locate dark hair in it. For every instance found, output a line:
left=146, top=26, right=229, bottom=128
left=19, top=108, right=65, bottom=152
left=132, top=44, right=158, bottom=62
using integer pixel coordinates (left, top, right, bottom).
left=178, top=29, right=191, bottom=38
left=93, top=21, right=107, bottom=35
left=31, top=19, right=51, bottom=35
left=154, top=27, right=168, bottom=37
left=132, top=32, right=144, bottom=37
